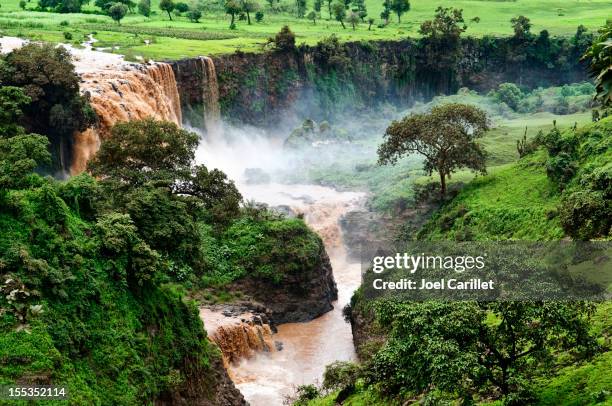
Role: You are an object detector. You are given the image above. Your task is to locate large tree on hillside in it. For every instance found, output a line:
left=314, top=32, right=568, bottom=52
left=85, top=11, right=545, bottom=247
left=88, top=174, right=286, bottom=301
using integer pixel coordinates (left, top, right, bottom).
left=583, top=21, right=612, bottom=106
left=377, top=103, right=489, bottom=196
left=87, top=119, right=241, bottom=224
left=0, top=43, right=94, bottom=171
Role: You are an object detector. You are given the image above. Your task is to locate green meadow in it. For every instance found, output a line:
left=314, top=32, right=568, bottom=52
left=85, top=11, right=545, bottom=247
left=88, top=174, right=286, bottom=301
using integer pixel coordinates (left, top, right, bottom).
left=1, top=0, right=611, bottom=58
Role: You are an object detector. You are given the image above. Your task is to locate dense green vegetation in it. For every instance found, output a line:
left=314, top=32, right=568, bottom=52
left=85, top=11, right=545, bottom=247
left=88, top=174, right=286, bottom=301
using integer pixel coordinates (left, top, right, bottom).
left=299, top=29, right=611, bottom=404
left=0, top=0, right=610, bottom=58
left=300, top=117, right=611, bottom=406
left=0, top=44, right=328, bottom=403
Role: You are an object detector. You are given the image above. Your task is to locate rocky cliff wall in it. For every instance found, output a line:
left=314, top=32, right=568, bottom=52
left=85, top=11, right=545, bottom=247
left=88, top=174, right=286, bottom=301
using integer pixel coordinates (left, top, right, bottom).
left=171, top=36, right=588, bottom=129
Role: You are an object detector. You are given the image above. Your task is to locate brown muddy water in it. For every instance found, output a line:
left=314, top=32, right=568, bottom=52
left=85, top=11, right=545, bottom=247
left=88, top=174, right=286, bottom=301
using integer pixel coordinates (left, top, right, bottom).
left=197, top=134, right=365, bottom=405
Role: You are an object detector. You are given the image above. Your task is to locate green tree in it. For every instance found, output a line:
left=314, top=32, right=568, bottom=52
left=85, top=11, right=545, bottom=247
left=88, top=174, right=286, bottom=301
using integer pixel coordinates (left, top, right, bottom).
left=255, top=10, right=263, bottom=21
left=351, top=0, right=366, bottom=21
left=325, top=0, right=332, bottom=19
left=88, top=119, right=241, bottom=225
left=19, top=0, right=26, bottom=10
left=378, top=103, right=489, bottom=196
left=295, top=0, right=306, bottom=18
left=174, top=1, right=188, bottom=12
left=582, top=21, right=612, bottom=105
left=241, top=0, right=259, bottom=24
left=306, top=10, right=318, bottom=25
left=187, top=7, right=202, bottom=21
left=0, top=87, right=51, bottom=190
left=347, top=11, right=359, bottom=30
left=159, top=0, right=175, bottom=20
left=0, top=43, right=94, bottom=171
left=88, top=119, right=197, bottom=188
left=419, top=7, right=470, bottom=91
left=380, top=0, right=390, bottom=25
left=370, top=300, right=595, bottom=399
left=389, top=0, right=408, bottom=23
left=367, top=17, right=374, bottom=30
left=511, top=15, right=533, bottom=41
left=108, top=2, right=128, bottom=24
left=137, top=0, right=150, bottom=16
left=331, top=1, right=346, bottom=29
left=495, top=83, right=523, bottom=110
left=269, top=25, right=296, bottom=52
left=313, top=0, right=321, bottom=12
left=225, top=0, right=241, bottom=28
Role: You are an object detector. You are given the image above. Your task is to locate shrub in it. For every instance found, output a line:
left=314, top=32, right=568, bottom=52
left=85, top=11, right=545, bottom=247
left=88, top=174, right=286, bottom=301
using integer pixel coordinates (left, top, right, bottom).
left=138, top=0, right=151, bottom=16
left=187, top=8, right=201, bottom=22
left=559, top=190, right=610, bottom=239
left=495, top=83, right=523, bottom=111
left=270, top=25, right=295, bottom=52
left=255, top=10, right=263, bottom=21
left=63, top=31, right=73, bottom=40
left=322, top=361, right=360, bottom=392
left=175, top=1, right=189, bottom=12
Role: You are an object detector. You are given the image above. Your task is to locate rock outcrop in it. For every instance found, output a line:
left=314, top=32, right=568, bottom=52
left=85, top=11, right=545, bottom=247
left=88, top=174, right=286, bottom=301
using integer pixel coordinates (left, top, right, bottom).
left=230, top=246, right=338, bottom=324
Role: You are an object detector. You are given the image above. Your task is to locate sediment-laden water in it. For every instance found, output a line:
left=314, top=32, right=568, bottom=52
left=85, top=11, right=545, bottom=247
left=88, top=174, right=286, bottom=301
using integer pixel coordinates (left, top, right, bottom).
left=197, top=133, right=365, bottom=405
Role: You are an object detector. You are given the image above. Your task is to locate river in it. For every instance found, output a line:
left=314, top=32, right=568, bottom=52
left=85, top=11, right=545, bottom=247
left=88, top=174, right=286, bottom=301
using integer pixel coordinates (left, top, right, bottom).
left=196, top=126, right=365, bottom=405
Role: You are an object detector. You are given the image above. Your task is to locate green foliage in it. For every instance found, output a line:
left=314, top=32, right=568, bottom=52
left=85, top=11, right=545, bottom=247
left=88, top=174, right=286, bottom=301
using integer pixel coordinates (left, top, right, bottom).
left=367, top=300, right=596, bottom=400
left=269, top=24, right=296, bottom=52
left=88, top=119, right=198, bottom=188
left=108, top=2, right=128, bottom=24
left=222, top=217, right=323, bottom=284
left=388, top=0, right=408, bottom=23
left=331, top=1, right=346, bottom=29
left=493, top=83, right=523, bottom=111
left=174, top=1, right=188, bottom=12
left=378, top=103, right=489, bottom=196
left=224, top=0, right=241, bottom=27
left=322, top=361, right=360, bottom=392
left=582, top=21, right=612, bottom=106
left=0, top=180, right=216, bottom=403
left=159, top=0, right=175, bottom=19
left=418, top=6, right=469, bottom=84
left=187, top=7, right=202, bottom=22
left=0, top=43, right=94, bottom=165
left=137, top=0, right=150, bottom=16
left=510, top=15, right=532, bottom=40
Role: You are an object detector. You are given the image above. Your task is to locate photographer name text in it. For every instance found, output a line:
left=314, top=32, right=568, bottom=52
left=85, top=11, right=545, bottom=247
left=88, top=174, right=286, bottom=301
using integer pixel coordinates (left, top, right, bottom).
left=372, top=278, right=495, bottom=290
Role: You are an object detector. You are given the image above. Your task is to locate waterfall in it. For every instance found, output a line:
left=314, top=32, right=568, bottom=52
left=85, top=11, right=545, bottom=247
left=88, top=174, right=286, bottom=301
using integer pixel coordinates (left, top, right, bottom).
left=211, top=323, right=275, bottom=364
left=199, top=56, right=221, bottom=136
left=200, top=309, right=275, bottom=366
left=70, top=62, right=182, bottom=174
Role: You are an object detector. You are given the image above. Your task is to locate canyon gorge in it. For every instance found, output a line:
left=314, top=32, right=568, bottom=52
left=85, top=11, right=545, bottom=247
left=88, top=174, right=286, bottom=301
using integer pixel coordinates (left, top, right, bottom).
left=13, top=33, right=587, bottom=405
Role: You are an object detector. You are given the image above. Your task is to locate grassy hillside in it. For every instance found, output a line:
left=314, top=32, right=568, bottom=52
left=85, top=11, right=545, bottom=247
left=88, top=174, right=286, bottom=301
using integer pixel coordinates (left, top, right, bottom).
left=296, top=84, right=594, bottom=213
left=301, top=116, right=612, bottom=406
left=0, top=0, right=610, bottom=58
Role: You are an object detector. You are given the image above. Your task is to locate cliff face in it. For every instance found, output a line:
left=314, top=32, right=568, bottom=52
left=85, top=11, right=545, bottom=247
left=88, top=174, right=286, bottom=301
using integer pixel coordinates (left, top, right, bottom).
left=230, top=246, right=338, bottom=324
left=171, top=37, right=587, bottom=129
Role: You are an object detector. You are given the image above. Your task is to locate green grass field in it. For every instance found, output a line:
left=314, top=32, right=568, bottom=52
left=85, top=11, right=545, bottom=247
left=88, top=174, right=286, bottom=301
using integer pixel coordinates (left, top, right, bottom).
left=1, top=0, right=611, bottom=58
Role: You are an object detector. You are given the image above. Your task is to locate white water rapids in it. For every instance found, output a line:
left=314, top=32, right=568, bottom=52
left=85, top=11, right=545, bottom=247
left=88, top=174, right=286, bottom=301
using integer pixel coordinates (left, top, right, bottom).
left=195, top=124, right=365, bottom=405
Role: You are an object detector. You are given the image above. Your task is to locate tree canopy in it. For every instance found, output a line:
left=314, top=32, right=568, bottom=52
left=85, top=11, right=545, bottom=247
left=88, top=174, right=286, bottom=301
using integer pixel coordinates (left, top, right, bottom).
left=583, top=21, right=612, bottom=106
left=378, top=103, right=489, bottom=196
